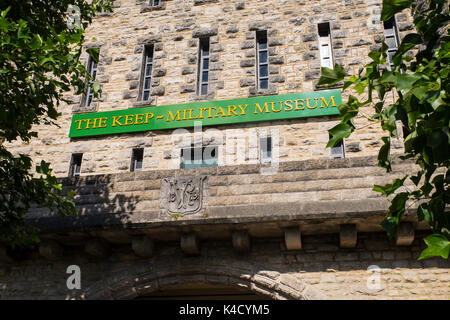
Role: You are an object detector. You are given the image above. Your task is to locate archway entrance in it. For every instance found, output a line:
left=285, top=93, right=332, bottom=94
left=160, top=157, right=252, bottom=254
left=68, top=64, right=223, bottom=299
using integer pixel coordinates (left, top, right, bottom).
left=134, top=283, right=271, bottom=300
left=82, top=258, right=326, bottom=300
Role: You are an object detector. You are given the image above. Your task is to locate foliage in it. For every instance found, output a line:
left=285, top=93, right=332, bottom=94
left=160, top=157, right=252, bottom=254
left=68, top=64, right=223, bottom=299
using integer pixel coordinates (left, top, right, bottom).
left=318, top=0, right=449, bottom=259
left=0, top=1, right=110, bottom=247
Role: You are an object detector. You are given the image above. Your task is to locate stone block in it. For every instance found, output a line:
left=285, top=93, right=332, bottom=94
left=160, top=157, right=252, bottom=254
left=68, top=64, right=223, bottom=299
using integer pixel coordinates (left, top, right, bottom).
left=39, top=241, right=64, bottom=260
left=181, top=233, right=200, bottom=255
left=232, top=230, right=251, bottom=253
left=395, top=222, right=415, bottom=246
left=340, top=224, right=357, bottom=248
left=285, top=227, right=302, bottom=250
left=132, top=236, right=154, bottom=258
left=85, top=239, right=110, bottom=258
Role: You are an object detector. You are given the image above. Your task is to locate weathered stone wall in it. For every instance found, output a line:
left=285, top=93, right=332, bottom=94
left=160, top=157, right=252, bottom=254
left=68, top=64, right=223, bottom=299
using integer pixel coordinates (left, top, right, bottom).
left=3, top=0, right=442, bottom=301
left=25, top=155, right=417, bottom=232
left=0, top=156, right=446, bottom=300
left=5, top=0, right=414, bottom=176
left=0, top=233, right=449, bottom=300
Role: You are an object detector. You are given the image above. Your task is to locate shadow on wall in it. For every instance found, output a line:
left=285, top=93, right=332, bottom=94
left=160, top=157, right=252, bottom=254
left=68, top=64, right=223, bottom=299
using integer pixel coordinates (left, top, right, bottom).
left=26, top=173, right=141, bottom=233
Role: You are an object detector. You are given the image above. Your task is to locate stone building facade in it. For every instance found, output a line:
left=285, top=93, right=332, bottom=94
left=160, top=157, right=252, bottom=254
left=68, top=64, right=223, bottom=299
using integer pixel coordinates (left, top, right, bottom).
left=0, top=0, right=449, bottom=299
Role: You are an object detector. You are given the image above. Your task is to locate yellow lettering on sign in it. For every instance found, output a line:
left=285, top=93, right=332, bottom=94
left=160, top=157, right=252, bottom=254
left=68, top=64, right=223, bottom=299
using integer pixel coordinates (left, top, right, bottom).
left=75, top=119, right=86, bottom=130
left=112, top=116, right=124, bottom=127
left=237, top=104, right=248, bottom=115
left=125, top=115, right=134, bottom=125
left=284, top=100, right=293, bottom=111
left=85, top=118, right=99, bottom=129
left=134, top=114, right=144, bottom=125
left=254, top=102, right=270, bottom=114
left=205, top=107, right=216, bottom=118
left=215, top=106, right=227, bottom=118
left=306, top=98, right=318, bottom=109
left=227, top=105, right=239, bottom=116
left=98, top=117, right=108, bottom=128
left=320, top=96, right=337, bottom=108
left=272, top=101, right=283, bottom=113
left=294, top=99, right=305, bottom=110
left=166, top=110, right=182, bottom=122
left=188, top=109, right=199, bottom=120
left=145, top=113, right=154, bottom=123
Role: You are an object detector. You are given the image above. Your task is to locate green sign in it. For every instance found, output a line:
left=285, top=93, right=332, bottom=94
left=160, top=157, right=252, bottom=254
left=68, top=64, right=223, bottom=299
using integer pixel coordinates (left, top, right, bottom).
left=69, top=89, right=341, bottom=138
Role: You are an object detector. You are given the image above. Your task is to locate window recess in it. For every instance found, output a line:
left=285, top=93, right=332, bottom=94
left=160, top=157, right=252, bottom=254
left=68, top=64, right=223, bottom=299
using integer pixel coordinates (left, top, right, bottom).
left=256, top=31, right=269, bottom=90
left=383, top=17, right=400, bottom=70
left=330, top=139, right=345, bottom=159
left=131, top=148, right=144, bottom=172
left=85, top=55, right=98, bottom=107
left=69, top=153, right=83, bottom=177
left=181, top=145, right=218, bottom=169
left=141, top=45, right=154, bottom=101
left=260, top=137, right=273, bottom=163
left=318, top=22, right=333, bottom=69
left=198, top=38, right=210, bottom=96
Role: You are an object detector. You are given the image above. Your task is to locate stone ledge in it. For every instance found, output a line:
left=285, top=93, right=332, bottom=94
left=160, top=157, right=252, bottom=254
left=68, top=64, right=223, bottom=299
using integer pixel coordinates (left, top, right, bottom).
left=26, top=198, right=417, bottom=233
left=57, top=155, right=412, bottom=187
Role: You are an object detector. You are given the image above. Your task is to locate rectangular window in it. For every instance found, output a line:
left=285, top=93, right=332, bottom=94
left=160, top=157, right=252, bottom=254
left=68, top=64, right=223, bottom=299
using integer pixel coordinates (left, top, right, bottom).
left=141, top=45, right=154, bottom=101
left=330, top=139, right=345, bottom=159
left=69, top=154, right=83, bottom=177
left=181, top=145, right=218, bottom=169
left=131, top=148, right=144, bottom=172
left=151, top=0, right=160, bottom=6
left=198, top=38, right=210, bottom=96
left=85, top=56, right=98, bottom=107
left=318, top=22, right=333, bottom=69
left=383, top=17, right=400, bottom=70
left=256, top=31, right=269, bottom=90
left=260, top=137, right=272, bottom=163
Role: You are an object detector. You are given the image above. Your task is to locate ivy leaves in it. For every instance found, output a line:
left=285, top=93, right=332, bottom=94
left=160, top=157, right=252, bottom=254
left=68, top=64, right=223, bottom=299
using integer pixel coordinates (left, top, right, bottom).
left=319, top=0, right=450, bottom=259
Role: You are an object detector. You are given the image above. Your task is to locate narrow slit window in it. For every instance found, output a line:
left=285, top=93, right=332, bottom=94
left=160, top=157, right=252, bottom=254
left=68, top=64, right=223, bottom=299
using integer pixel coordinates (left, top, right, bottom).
left=131, top=148, right=144, bottom=172
left=141, top=45, right=154, bottom=101
left=330, top=139, right=345, bottom=159
left=260, top=137, right=272, bottom=163
left=318, top=22, right=333, bottom=69
left=85, top=55, right=98, bottom=107
left=383, top=17, right=400, bottom=70
left=69, top=154, right=83, bottom=177
left=256, top=31, right=269, bottom=90
left=198, top=38, right=210, bottom=96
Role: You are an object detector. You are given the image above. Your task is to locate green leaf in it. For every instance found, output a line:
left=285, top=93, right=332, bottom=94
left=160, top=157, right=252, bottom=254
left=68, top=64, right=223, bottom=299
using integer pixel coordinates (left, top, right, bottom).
left=396, top=72, right=422, bottom=91
left=373, top=176, right=407, bottom=196
left=380, top=216, right=399, bottom=238
left=394, top=33, right=422, bottom=58
left=381, top=0, right=413, bottom=21
left=318, top=64, right=346, bottom=86
left=417, top=204, right=431, bottom=224
left=92, top=80, right=101, bottom=95
left=326, top=122, right=353, bottom=148
left=86, top=47, right=100, bottom=63
left=378, top=136, right=391, bottom=171
left=418, top=234, right=450, bottom=260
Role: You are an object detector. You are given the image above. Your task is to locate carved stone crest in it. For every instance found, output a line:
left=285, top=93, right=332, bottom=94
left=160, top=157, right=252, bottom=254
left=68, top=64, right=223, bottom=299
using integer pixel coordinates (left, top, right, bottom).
left=160, top=176, right=208, bottom=217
